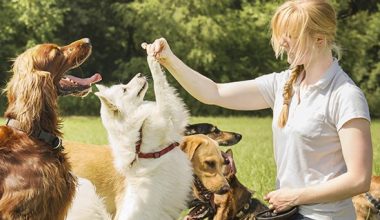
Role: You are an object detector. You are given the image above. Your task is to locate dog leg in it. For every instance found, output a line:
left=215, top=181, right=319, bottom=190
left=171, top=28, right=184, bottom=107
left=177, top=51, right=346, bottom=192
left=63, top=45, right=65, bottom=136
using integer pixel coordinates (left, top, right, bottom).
left=147, top=56, right=189, bottom=132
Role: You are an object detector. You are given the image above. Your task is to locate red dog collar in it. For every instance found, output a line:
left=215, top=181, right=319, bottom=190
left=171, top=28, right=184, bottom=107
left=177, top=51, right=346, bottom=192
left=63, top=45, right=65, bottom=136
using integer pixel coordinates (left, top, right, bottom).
left=137, top=142, right=179, bottom=159
left=129, top=125, right=179, bottom=166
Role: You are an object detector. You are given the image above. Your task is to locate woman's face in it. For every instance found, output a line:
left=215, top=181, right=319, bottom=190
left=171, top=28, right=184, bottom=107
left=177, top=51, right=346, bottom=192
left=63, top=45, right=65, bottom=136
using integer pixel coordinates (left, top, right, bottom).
left=281, top=35, right=312, bottom=66
left=280, top=35, right=294, bottom=64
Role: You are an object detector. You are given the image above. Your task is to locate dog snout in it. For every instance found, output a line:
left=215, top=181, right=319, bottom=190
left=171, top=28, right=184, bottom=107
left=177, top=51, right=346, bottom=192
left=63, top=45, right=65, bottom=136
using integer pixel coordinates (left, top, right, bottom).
left=82, top=38, right=90, bottom=44
left=69, top=38, right=91, bottom=48
left=215, top=184, right=230, bottom=195
left=136, top=73, right=147, bottom=81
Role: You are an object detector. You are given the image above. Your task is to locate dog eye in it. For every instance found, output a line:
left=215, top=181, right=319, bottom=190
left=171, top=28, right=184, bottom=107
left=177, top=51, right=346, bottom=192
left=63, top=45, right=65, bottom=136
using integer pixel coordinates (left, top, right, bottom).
left=205, top=160, right=216, bottom=169
left=67, top=47, right=74, bottom=53
left=223, top=158, right=230, bottom=165
left=122, top=88, right=127, bottom=93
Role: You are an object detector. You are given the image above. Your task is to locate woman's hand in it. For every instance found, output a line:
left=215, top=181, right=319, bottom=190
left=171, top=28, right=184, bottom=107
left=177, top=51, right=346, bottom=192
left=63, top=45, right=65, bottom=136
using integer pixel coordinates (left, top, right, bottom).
left=264, top=188, right=302, bottom=213
left=141, top=38, right=173, bottom=64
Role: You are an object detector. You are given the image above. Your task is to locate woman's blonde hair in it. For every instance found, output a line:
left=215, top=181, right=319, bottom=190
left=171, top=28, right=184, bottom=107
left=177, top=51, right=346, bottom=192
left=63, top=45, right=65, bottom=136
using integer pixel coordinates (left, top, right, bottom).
left=270, top=0, right=340, bottom=128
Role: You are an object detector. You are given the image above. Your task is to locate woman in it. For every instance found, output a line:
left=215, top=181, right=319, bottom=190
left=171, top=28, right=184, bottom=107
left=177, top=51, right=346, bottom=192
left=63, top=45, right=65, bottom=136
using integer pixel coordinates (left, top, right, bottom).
left=143, top=0, right=372, bottom=219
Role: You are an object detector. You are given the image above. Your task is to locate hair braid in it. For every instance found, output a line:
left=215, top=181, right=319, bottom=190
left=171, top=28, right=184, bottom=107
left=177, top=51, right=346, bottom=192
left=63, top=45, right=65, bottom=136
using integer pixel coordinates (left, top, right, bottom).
left=278, top=65, right=304, bottom=128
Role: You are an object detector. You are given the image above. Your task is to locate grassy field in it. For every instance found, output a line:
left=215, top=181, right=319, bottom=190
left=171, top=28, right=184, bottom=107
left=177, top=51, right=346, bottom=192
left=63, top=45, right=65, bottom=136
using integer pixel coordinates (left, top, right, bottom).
left=1, top=116, right=379, bottom=200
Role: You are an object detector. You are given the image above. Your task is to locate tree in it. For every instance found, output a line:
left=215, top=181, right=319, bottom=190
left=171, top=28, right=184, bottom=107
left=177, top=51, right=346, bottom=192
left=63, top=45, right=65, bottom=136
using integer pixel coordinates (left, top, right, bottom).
left=1, top=0, right=379, bottom=116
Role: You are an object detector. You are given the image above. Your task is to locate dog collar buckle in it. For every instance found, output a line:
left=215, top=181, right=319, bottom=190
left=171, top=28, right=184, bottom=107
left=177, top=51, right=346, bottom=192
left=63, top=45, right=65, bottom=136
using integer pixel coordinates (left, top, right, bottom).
left=36, top=129, right=64, bottom=151
left=52, top=137, right=63, bottom=151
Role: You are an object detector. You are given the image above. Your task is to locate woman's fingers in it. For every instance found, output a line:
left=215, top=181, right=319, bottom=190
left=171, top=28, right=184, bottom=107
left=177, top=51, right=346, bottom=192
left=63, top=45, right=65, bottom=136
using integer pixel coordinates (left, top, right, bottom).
left=153, top=40, right=161, bottom=55
left=142, top=38, right=170, bottom=62
left=141, top=42, right=156, bottom=57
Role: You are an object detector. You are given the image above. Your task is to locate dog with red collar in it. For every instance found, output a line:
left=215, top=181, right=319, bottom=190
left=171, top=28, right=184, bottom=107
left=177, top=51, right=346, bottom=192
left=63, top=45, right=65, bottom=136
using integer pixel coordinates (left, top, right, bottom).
left=93, top=54, right=193, bottom=219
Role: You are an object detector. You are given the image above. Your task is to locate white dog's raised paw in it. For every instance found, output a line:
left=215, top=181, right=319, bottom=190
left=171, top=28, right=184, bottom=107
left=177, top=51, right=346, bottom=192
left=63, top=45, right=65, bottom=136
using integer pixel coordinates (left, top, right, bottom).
left=147, top=55, right=162, bottom=73
left=147, top=55, right=158, bottom=64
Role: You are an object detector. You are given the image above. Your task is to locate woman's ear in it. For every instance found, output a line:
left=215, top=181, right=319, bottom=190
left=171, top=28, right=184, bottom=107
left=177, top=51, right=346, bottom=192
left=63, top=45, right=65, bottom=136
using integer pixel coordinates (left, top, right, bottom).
left=315, top=35, right=326, bottom=47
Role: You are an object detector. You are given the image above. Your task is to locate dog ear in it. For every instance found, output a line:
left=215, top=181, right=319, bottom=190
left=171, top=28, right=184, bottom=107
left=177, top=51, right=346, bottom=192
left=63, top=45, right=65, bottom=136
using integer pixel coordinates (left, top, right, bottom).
left=180, top=136, right=205, bottom=160
left=225, top=149, right=234, bottom=159
left=5, top=66, right=56, bottom=134
left=94, top=92, right=119, bottom=113
left=184, top=124, right=197, bottom=136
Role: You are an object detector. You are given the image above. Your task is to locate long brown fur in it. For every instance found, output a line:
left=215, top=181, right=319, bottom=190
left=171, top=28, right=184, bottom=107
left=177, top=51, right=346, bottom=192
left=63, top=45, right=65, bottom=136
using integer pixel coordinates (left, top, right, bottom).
left=0, top=39, right=93, bottom=220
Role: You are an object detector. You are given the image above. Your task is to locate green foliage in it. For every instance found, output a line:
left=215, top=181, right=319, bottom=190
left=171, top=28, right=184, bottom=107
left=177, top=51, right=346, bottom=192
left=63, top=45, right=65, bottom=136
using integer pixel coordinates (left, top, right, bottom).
left=58, top=93, right=101, bottom=116
left=0, top=0, right=379, bottom=117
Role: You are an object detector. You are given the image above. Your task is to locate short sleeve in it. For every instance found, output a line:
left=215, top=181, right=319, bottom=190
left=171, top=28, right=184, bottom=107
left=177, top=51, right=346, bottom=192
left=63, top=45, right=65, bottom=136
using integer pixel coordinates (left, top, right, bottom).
left=333, top=84, right=371, bottom=131
left=254, top=70, right=289, bottom=109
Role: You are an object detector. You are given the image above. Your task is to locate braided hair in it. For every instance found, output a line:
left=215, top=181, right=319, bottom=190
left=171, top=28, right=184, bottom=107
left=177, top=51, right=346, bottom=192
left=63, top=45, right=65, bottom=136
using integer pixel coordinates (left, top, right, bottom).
left=278, top=65, right=304, bottom=128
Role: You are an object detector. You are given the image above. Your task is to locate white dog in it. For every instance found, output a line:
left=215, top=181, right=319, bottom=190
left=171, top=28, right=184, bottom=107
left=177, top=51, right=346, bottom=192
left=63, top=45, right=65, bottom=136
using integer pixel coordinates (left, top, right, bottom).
left=94, top=55, right=193, bottom=219
left=66, top=177, right=112, bottom=220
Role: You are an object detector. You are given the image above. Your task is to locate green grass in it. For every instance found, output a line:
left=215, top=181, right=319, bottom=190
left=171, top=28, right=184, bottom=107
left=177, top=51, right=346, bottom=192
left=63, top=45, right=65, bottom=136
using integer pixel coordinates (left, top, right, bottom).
left=1, top=116, right=379, bottom=200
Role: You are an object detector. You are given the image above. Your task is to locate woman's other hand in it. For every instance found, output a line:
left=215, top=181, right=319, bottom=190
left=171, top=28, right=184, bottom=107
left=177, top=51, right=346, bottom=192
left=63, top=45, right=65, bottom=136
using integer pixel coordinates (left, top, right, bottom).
left=264, top=188, right=302, bottom=213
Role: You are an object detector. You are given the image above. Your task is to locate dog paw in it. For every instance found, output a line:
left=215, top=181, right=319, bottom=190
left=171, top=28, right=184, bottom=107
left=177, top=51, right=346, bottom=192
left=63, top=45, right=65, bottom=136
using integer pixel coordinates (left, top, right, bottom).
left=147, top=55, right=158, bottom=65
left=147, top=55, right=162, bottom=74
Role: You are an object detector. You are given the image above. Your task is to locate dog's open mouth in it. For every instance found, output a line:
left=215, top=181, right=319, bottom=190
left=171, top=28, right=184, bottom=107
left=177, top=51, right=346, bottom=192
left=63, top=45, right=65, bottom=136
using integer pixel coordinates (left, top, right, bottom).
left=58, top=73, right=102, bottom=97
left=137, top=81, right=148, bottom=97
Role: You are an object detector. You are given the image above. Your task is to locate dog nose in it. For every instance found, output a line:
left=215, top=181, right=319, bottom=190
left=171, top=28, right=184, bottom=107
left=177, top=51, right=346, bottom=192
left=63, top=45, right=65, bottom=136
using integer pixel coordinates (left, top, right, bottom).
left=235, top=133, right=242, bottom=141
left=215, top=184, right=230, bottom=195
left=137, top=73, right=146, bottom=79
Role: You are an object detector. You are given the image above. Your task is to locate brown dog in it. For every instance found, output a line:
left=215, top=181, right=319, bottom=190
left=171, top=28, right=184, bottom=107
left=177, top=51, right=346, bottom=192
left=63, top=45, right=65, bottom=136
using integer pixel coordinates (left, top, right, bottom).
left=0, top=39, right=101, bottom=220
left=212, top=149, right=267, bottom=220
left=181, top=135, right=230, bottom=195
left=64, top=134, right=229, bottom=217
left=353, top=176, right=380, bottom=220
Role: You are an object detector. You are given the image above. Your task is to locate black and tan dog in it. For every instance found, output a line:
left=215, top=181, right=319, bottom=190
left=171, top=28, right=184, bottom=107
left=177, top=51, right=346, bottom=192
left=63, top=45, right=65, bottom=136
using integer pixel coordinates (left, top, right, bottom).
left=185, top=123, right=242, bottom=146
left=186, top=148, right=268, bottom=220
left=184, top=124, right=268, bottom=220
left=214, top=149, right=268, bottom=220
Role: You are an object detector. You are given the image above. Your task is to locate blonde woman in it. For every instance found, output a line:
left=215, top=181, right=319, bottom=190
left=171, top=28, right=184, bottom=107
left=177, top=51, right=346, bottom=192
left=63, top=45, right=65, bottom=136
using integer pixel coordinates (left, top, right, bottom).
left=143, top=0, right=372, bottom=219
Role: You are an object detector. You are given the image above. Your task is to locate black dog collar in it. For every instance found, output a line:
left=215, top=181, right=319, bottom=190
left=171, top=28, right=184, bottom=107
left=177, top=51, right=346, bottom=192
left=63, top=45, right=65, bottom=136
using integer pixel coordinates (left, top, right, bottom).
left=365, top=192, right=380, bottom=215
left=6, top=118, right=63, bottom=151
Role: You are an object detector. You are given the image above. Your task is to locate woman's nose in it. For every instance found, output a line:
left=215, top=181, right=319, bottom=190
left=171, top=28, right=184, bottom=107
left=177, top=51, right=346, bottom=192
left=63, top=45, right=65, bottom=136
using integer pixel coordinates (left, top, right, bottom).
left=281, top=39, right=289, bottom=49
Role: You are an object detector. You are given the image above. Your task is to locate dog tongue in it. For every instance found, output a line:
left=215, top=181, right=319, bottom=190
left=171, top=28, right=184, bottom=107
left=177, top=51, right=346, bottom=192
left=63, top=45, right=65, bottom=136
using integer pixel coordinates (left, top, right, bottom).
left=66, top=73, right=102, bottom=86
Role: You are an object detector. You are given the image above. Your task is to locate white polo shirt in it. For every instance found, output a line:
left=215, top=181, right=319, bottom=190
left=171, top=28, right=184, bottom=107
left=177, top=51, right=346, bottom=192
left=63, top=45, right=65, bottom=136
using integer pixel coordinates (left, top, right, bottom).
left=255, top=59, right=370, bottom=220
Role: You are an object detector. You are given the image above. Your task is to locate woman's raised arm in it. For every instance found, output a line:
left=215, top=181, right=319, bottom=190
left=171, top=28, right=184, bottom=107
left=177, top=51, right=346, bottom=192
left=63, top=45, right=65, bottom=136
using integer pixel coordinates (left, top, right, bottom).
left=143, top=38, right=270, bottom=111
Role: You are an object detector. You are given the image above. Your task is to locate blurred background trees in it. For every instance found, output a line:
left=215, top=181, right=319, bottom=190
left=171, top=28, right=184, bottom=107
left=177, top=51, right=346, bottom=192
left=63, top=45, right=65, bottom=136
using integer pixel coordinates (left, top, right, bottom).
left=1, top=0, right=379, bottom=117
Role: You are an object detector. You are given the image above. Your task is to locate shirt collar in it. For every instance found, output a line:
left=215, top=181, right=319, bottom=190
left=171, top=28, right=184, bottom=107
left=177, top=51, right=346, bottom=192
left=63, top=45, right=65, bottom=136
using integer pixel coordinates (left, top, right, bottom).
left=310, top=58, right=341, bottom=90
